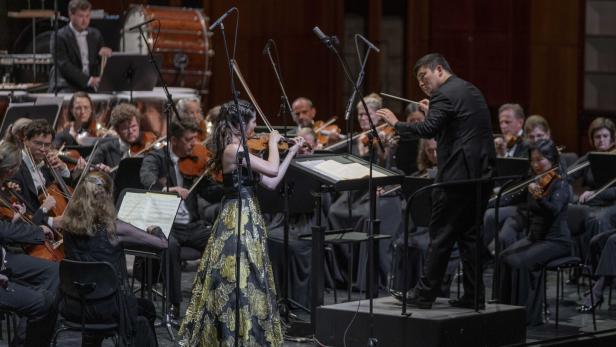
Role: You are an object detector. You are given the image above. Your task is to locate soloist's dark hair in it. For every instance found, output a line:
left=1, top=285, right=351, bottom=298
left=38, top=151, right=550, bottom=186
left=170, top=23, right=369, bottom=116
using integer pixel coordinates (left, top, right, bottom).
left=205, top=100, right=256, bottom=176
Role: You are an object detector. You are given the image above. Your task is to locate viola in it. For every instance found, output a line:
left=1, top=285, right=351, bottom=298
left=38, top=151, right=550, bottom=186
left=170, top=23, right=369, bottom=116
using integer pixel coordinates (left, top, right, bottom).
left=536, top=169, right=560, bottom=197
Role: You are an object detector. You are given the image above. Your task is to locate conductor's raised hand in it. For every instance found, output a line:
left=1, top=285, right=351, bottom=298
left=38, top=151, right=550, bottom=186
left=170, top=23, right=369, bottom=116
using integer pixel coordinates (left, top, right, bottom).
left=418, top=99, right=430, bottom=114
left=375, top=108, right=399, bottom=127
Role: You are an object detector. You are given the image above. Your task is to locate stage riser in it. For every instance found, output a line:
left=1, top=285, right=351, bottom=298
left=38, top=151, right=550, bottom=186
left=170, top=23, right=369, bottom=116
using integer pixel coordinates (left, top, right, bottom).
left=316, top=297, right=526, bottom=347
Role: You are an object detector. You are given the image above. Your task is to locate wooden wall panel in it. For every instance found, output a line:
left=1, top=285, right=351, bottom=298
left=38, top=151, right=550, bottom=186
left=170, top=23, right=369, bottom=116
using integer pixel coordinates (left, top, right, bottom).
left=530, top=0, right=582, bottom=153
left=204, top=0, right=345, bottom=124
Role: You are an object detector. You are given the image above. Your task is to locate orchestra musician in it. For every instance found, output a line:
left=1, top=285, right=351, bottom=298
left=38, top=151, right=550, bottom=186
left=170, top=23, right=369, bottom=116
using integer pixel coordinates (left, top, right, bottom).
left=292, top=97, right=317, bottom=129
left=11, top=119, right=71, bottom=226
left=177, top=95, right=207, bottom=140
left=498, top=139, right=571, bottom=326
left=377, top=53, right=495, bottom=309
left=356, top=93, right=397, bottom=166
left=494, top=103, right=528, bottom=158
left=48, top=0, right=112, bottom=93
left=2, top=118, right=32, bottom=149
left=404, top=102, right=426, bottom=124
left=0, top=141, right=59, bottom=347
left=139, top=118, right=223, bottom=324
left=90, top=103, right=153, bottom=172
left=53, top=91, right=101, bottom=147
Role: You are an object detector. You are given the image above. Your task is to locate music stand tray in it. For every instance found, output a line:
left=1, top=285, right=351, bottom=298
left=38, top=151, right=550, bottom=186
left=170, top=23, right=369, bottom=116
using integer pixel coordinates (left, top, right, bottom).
left=0, top=102, right=61, bottom=135
left=588, top=152, right=616, bottom=187
left=98, top=53, right=161, bottom=92
left=290, top=153, right=403, bottom=191
left=496, top=157, right=529, bottom=177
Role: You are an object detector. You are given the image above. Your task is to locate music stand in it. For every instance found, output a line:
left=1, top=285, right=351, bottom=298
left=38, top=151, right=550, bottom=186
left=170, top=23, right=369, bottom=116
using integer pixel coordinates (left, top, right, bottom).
left=290, top=153, right=403, bottom=329
left=98, top=53, right=161, bottom=93
left=395, top=138, right=420, bottom=175
left=113, top=157, right=144, bottom=203
left=588, top=152, right=616, bottom=187
left=496, top=157, right=529, bottom=179
left=0, top=102, right=61, bottom=135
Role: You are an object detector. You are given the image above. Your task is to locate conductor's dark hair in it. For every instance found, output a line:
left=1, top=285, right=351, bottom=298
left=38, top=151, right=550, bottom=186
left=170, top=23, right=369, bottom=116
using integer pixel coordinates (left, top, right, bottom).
left=413, top=53, right=453, bottom=76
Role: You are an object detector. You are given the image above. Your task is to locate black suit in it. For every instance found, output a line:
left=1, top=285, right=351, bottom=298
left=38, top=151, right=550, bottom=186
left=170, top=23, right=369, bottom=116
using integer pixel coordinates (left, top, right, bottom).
left=0, top=220, right=59, bottom=346
left=140, top=148, right=222, bottom=305
left=90, top=138, right=126, bottom=169
left=10, top=160, right=55, bottom=225
left=49, top=24, right=105, bottom=93
left=394, top=75, right=496, bottom=301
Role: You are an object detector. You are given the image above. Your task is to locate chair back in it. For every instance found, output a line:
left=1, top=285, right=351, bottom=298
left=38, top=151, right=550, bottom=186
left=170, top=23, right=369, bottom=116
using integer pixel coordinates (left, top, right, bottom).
left=59, top=259, right=119, bottom=302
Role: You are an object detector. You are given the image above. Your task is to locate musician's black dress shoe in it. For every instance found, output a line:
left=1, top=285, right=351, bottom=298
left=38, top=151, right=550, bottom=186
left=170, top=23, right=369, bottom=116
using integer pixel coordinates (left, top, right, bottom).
left=390, top=289, right=434, bottom=309
left=448, top=296, right=486, bottom=310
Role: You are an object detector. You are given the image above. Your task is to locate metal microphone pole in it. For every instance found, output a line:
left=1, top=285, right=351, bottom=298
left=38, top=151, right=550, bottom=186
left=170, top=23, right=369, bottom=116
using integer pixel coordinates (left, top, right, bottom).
left=211, top=8, right=250, bottom=347
left=135, top=21, right=178, bottom=340
left=314, top=27, right=381, bottom=346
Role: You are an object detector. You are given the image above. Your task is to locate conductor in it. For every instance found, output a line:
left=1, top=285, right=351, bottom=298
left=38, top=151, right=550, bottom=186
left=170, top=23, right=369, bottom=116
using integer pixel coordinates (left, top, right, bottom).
left=377, top=53, right=496, bottom=309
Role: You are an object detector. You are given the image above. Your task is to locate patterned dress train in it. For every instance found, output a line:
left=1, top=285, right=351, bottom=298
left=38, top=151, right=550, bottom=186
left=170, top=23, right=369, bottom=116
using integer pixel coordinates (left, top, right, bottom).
left=179, top=171, right=283, bottom=347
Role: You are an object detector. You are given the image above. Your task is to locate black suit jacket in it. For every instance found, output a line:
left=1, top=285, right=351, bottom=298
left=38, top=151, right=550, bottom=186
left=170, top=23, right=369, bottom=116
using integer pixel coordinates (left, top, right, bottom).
left=49, top=24, right=105, bottom=92
left=11, top=160, right=56, bottom=220
left=90, top=138, right=125, bottom=169
left=395, top=75, right=496, bottom=183
left=139, top=149, right=224, bottom=222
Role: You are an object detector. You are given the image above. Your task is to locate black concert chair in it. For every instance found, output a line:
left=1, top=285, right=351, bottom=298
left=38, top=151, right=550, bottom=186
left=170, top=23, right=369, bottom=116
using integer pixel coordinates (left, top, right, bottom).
left=52, top=260, right=121, bottom=347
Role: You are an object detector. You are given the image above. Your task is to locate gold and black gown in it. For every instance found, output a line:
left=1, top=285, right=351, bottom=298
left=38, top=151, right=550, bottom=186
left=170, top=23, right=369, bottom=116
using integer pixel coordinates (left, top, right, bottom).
left=179, top=169, right=283, bottom=347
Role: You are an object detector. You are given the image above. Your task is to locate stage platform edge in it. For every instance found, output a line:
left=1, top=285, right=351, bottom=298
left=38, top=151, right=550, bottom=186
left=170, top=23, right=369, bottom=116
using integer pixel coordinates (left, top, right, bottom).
left=315, top=296, right=526, bottom=347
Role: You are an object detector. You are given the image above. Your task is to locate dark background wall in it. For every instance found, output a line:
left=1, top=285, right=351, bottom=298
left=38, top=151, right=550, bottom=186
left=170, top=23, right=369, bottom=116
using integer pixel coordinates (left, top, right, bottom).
left=0, top=0, right=589, bottom=152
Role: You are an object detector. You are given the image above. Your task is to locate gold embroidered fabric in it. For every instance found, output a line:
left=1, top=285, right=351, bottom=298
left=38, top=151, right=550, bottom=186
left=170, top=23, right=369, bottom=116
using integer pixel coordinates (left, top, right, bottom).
left=179, top=192, right=283, bottom=347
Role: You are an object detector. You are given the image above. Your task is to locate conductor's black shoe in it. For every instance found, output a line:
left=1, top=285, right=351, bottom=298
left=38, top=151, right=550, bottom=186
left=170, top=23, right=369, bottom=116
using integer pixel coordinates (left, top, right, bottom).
left=390, top=289, right=433, bottom=309
left=448, top=297, right=486, bottom=310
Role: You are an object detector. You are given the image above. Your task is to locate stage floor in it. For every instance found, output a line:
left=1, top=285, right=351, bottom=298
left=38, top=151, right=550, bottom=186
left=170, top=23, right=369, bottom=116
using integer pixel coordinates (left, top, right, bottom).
left=32, top=258, right=616, bottom=347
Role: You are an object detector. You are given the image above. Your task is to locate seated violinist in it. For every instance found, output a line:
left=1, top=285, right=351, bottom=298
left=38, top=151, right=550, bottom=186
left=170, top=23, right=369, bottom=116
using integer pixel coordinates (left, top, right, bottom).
left=297, top=127, right=317, bottom=155
left=356, top=93, right=397, bottom=167
left=139, top=118, right=223, bottom=324
left=494, top=103, right=528, bottom=158
left=90, top=103, right=158, bottom=172
left=176, top=95, right=207, bottom=141
left=292, top=97, right=317, bottom=129
left=2, top=118, right=32, bottom=149
left=498, top=139, right=571, bottom=326
left=53, top=91, right=101, bottom=147
left=0, top=141, right=59, bottom=347
left=11, top=119, right=71, bottom=226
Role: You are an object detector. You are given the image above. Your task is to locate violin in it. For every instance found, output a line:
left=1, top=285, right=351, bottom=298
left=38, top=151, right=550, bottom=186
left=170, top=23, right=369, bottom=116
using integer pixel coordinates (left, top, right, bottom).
left=129, top=131, right=159, bottom=156
left=314, top=117, right=343, bottom=146
left=246, top=133, right=293, bottom=155
left=360, top=125, right=396, bottom=146
left=179, top=143, right=211, bottom=178
left=504, top=133, right=518, bottom=149
left=529, top=169, right=561, bottom=199
left=56, top=149, right=82, bottom=172
left=197, top=119, right=208, bottom=142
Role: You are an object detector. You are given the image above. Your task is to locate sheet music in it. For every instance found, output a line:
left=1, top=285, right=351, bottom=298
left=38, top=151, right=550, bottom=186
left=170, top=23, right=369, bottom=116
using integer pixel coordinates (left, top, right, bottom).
left=117, top=192, right=181, bottom=238
left=311, top=159, right=386, bottom=181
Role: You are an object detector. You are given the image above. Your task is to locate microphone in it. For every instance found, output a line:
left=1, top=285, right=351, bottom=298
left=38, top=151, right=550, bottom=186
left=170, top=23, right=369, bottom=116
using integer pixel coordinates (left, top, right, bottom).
left=356, top=34, right=380, bottom=52
left=262, top=39, right=273, bottom=55
left=128, top=18, right=156, bottom=32
left=209, top=7, right=236, bottom=31
left=312, top=26, right=339, bottom=47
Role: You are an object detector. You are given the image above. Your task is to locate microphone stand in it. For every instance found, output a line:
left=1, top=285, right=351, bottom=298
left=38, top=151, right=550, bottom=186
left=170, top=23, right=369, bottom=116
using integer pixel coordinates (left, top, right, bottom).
left=264, top=42, right=311, bottom=321
left=212, top=9, right=252, bottom=347
left=135, top=22, right=176, bottom=340
left=318, top=32, right=382, bottom=347
left=52, top=0, right=58, bottom=95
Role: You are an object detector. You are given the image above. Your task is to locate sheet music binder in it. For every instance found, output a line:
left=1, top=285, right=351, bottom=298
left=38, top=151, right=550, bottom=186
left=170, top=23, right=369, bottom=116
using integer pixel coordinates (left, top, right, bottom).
left=290, top=153, right=403, bottom=191
left=115, top=188, right=181, bottom=238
